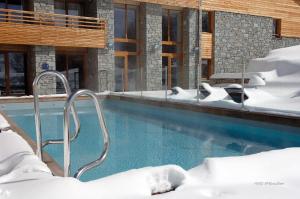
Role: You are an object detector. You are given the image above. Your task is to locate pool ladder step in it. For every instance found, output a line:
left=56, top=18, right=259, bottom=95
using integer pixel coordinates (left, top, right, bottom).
left=33, top=70, right=110, bottom=180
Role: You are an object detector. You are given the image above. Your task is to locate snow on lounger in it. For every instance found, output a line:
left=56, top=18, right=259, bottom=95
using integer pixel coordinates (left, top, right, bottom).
left=0, top=114, right=10, bottom=131
left=0, top=130, right=52, bottom=184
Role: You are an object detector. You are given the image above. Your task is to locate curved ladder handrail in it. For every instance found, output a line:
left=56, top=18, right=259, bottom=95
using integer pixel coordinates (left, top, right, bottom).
left=63, top=89, right=110, bottom=179
left=33, top=70, right=81, bottom=160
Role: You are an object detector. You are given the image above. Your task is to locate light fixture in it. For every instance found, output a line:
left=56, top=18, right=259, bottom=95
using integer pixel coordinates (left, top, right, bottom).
left=107, top=43, right=114, bottom=50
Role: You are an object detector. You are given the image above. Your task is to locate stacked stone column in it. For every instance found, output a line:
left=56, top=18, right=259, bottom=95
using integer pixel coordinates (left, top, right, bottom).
left=86, top=0, right=115, bottom=92
left=139, top=3, right=163, bottom=91
left=182, top=8, right=200, bottom=89
left=30, top=0, right=56, bottom=95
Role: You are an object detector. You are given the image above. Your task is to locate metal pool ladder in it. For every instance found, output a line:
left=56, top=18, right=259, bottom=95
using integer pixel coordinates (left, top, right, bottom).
left=33, top=71, right=110, bottom=179
left=64, top=89, right=110, bottom=179
left=33, top=70, right=81, bottom=160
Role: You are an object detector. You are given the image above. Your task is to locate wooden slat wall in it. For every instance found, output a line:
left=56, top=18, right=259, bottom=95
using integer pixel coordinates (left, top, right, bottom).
left=201, top=32, right=212, bottom=59
left=133, top=0, right=199, bottom=8
left=0, top=22, right=106, bottom=48
left=202, top=0, right=300, bottom=38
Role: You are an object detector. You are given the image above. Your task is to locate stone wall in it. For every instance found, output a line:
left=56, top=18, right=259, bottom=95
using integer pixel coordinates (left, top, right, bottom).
left=29, top=46, right=56, bottom=95
left=271, top=37, right=300, bottom=50
left=214, top=11, right=300, bottom=74
left=85, top=0, right=115, bottom=92
left=30, top=0, right=54, bottom=13
left=182, top=8, right=200, bottom=89
left=214, top=11, right=272, bottom=73
left=139, top=3, right=162, bottom=91
left=30, top=0, right=56, bottom=95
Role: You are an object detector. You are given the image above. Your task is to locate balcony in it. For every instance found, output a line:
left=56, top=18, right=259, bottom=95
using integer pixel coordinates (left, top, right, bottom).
left=0, top=9, right=106, bottom=48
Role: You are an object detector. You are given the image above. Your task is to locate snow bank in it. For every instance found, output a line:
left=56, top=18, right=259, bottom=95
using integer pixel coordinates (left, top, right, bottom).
left=189, top=148, right=300, bottom=186
left=0, top=114, right=9, bottom=130
left=249, top=45, right=300, bottom=77
left=0, top=130, right=52, bottom=184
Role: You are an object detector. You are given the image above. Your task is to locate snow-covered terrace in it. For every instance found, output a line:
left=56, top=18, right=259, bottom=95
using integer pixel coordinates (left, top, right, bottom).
left=112, top=45, right=300, bottom=117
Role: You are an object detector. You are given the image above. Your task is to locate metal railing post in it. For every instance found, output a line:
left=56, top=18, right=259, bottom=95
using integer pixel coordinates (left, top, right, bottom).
left=165, top=66, right=168, bottom=101
left=64, top=89, right=110, bottom=179
left=242, top=62, right=246, bottom=109
left=122, top=69, right=125, bottom=95
left=197, top=1, right=202, bottom=103
left=140, top=66, right=143, bottom=98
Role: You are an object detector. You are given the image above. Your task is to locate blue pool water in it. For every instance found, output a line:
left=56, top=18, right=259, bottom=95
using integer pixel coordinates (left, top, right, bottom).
left=3, top=99, right=300, bottom=181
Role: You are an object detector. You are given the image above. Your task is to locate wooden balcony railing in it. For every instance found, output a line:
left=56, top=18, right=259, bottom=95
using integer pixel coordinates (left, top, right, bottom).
left=0, top=8, right=107, bottom=48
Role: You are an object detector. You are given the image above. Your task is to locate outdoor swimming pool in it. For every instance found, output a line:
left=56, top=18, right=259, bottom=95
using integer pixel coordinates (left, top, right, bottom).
left=3, top=99, right=300, bottom=181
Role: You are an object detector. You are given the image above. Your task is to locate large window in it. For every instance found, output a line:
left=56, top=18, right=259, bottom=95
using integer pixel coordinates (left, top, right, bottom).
left=0, top=0, right=25, bottom=10
left=0, top=51, right=27, bottom=96
left=202, top=11, right=213, bottom=33
left=54, top=0, right=84, bottom=27
left=114, top=4, right=139, bottom=92
left=54, top=0, right=84, bottom=16
left=56, top=53, right=85, bottom=93
left=162, top=9, right=182, bottom=89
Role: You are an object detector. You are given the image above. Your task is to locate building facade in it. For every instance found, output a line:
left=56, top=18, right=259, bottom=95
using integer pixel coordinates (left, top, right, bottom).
left=1, top=0, right=300, bottom=96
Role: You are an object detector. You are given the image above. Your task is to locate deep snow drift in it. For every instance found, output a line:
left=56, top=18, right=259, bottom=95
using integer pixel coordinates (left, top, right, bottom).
left=1, top=117, right=300, bottom=199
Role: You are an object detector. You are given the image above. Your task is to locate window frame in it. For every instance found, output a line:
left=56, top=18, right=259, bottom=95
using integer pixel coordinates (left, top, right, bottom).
left=114, top=4, right=139, bottom=92
left=54, top=0, right=84, bottom=16
left=162, top=9, right=183, bottom=89
left=202, top=10, right=214, bottom=33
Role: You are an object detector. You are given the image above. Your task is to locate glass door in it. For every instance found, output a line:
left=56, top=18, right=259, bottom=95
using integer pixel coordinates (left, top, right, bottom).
left=115, top=56, right=125, bottom=92
left=56, top=53, right=84, bottom=93
left=115, top=55, right=138, bottom=92
left=9, top=52, right=25, bottom=95
left=162, top=9, right=182, bottom=89
left=162, top=56, right=168, bottom=88
left=0, top=52, right=26, bottom=96
left=162, top=55, right=179, bottom=89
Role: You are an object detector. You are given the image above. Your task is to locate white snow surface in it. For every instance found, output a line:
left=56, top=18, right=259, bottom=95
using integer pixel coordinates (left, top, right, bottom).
left=0, top=115, right=9, bottom=130
left=1, top=115, right=300, bottom=199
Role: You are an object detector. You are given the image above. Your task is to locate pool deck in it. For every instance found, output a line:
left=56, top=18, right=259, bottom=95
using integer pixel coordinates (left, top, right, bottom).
left=108, top=93, right=300, bottom=128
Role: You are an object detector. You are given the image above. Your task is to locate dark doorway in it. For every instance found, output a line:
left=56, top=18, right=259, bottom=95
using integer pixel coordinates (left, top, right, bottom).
left=56, top=53, right=85, bottom=93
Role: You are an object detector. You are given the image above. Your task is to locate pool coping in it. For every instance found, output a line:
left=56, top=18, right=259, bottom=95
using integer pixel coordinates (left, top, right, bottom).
left=108, top=94, right=300, bottom=128
left=0, top=111, right=64, bottom=177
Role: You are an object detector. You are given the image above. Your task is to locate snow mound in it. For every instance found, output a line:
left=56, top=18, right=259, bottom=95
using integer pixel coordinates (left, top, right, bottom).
left=249, top=45, right=300, bottom=79
left=189, top=148, right=300, bottom=186
left=0, top=114, right=9, bottom=130
left=0, top=130, right=52, bottom=184
left=170, top=87, right=194, bottom=100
